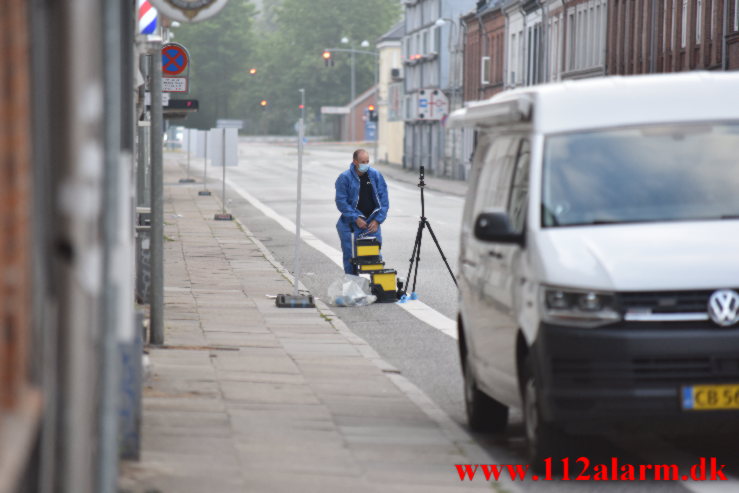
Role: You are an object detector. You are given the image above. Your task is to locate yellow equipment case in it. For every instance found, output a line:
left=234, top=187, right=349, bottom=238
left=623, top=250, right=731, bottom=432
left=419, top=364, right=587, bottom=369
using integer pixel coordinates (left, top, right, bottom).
left=352, top=255, right=385, bottom=272
left=354, top=237, right=381, bottom=257
left=370, top=269, right=398, bottom=303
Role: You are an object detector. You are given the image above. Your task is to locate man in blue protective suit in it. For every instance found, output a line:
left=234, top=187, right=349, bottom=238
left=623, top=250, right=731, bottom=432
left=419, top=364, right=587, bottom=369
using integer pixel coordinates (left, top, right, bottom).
left=335, top=149, right=390, bottom=274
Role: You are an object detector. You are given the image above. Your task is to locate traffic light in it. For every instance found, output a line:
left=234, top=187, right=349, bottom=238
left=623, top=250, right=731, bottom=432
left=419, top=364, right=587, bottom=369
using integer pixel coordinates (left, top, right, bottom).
left=167, top=99, right=198, bottom=110
left=249, top=67, right=257, bottom=75
left=260, top=99, right=268, bottom=108
left=322, top=50, right=334, bottom=67
left=367, top=104, right=378, bottom=122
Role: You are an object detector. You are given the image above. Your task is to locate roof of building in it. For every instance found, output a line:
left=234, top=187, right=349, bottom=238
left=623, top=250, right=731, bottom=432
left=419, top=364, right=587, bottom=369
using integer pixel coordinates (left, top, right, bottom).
left=462, top=0, right=505, bottom=22
left=478, top=0, right=505, bottom=13
left=449, top=71, right=739, bottom=134
left=378, top=21, right=405, bottom=42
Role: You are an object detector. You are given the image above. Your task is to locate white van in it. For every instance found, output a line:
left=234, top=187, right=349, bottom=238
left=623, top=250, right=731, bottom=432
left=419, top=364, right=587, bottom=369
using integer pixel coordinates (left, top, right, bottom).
left=449, top=72, right=739, bottom=465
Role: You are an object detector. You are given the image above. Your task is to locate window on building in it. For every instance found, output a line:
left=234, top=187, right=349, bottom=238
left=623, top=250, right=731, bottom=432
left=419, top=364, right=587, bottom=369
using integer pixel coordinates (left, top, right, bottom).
left=664, top=0, right=671, bottom=51
left=672, top=0, right=678, bottom=47
left=696, top=0, right=702, bottom=43
left=585, top=5, right=593, bottom=68
left=735, top=0, right=739, bottom=31
left=481, top=56, right=491, bottom=84
left=549, top=17, right=560, bottom=80
left=625, top=0, right=632, bottom=67
left=564, top=0, right=606, bottom=74
left=567, top=11, right=575, bottom=70
left=509, top=32, right=518, bottom=85
left=423, top=30, right=429, bottom=55
left=681, top=0, right=688, bottom=48
left=430, top=59, right=439, bottom=86
left=518, top=30, right=524, bottom=83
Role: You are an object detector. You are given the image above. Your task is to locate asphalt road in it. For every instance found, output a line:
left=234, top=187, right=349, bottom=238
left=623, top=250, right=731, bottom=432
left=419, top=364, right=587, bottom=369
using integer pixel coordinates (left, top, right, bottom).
left=173, top=139, right=739, bottom=493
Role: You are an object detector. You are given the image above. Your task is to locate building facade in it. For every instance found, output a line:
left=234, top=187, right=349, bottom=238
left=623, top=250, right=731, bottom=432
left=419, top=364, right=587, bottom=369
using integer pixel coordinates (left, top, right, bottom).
left=337, top=86, right=378, bottom=142
left=1, top=2, right=139, bottom=492
left=607, top=0, right=739, bottom=74
left=503, top=0, right=608, bottom=88
left=401, top=0, right=476, bottom=177
left=462, top=1, right=507, bottom=102
left=377, top=22, right=406, bottom=165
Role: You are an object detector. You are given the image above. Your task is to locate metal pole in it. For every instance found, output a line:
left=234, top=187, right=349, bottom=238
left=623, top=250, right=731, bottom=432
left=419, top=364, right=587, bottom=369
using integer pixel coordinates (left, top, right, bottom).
left=373, top=50, right=379, bottom=165
left=186, top=128, right=191, bottom=179
left=203, top=132, right=208, bottom=190
left=150, top=39, right=164, bottom=345
left=137, top=56, right=150, bottom=207
left=99, top=0, right=123, bottom=489
left=221, top=128, right=226, bottom=214
left=137, top=119, right=148, bottom=207
left=294, top=89, right=305, bottom=297
left=350, top=49, right=356, bottom=141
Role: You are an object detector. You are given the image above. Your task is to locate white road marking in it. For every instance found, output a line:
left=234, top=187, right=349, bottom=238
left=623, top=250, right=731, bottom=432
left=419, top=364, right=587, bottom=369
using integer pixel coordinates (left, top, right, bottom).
left=225, top=177, right=458, bottom=340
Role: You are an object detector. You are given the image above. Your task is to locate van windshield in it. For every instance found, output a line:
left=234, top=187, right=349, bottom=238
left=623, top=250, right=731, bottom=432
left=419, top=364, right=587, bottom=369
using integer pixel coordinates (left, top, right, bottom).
left=541, top=123, right=739, bottom=227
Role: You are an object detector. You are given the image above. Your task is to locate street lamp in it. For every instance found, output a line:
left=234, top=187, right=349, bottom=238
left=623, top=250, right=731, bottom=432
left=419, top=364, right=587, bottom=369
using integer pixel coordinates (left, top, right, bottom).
left=338, top=37, right=373, bottom=141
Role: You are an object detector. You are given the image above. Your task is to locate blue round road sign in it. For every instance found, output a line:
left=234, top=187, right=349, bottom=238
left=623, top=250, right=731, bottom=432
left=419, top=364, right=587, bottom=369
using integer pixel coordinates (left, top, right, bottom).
left=162, top=43, right=189, bottom=75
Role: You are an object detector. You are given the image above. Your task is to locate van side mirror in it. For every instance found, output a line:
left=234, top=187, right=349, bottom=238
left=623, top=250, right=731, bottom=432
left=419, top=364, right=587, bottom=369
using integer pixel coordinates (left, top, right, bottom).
left=474, top=212, right=524, bottom=245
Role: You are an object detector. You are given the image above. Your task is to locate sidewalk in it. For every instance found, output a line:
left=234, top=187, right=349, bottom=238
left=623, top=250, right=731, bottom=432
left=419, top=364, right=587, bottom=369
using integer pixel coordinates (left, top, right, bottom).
left=117, top=159, right=494, bottom=492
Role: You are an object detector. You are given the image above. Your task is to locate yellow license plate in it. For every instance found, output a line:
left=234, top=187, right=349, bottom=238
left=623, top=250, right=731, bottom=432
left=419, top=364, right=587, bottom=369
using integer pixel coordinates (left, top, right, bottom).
left=682, top=384, right=739, bottom=411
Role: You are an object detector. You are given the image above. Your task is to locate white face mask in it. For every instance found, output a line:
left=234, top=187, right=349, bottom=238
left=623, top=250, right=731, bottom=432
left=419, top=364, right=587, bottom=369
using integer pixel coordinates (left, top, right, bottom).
left=358, top=163, right=370, bottom=173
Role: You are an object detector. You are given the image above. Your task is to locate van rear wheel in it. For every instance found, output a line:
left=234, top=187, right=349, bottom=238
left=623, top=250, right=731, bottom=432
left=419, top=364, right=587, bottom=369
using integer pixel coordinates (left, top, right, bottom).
left=463, top=351, right=508, bottom=432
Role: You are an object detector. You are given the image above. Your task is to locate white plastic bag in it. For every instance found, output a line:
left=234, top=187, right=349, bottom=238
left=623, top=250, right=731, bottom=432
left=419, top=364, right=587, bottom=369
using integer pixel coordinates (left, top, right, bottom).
left=327, top=274, right=377, bottom=307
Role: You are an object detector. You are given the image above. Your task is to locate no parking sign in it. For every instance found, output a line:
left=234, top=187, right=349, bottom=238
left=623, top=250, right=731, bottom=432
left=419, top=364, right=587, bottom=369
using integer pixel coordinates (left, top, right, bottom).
left=162, top=43, right=190, bottom=93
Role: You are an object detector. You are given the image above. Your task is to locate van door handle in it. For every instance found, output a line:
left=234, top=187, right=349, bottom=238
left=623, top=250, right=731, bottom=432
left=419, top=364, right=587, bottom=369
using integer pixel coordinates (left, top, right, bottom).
left=487, top=250, right=503, bottom=259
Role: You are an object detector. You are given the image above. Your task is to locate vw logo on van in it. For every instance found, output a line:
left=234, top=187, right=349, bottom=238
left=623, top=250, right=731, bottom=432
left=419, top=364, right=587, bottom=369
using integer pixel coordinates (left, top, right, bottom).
left=708, top=290, right=739, bottom=327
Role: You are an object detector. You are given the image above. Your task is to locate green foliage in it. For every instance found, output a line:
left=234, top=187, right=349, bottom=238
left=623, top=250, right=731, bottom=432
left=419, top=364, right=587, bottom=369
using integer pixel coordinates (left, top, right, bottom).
left=172, top=0, right=401, bottom=134
left=171, top=0, right=258, bottom=129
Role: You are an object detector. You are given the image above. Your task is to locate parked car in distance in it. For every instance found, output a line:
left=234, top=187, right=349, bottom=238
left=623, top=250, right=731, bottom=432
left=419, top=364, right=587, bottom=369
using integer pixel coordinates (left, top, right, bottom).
left=449, top=72, right=739, bottom=467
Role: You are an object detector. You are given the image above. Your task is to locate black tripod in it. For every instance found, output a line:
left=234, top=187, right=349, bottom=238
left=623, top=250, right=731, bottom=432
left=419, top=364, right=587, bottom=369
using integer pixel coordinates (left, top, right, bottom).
left=402, top=166, right=457, bottom=299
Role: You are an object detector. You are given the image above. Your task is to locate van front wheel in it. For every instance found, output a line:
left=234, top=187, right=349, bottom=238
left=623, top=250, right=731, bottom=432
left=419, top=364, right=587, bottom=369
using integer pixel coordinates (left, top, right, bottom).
left=463, top=351, right=508, bottom=432
left=522, top=358, right=568, bottom=470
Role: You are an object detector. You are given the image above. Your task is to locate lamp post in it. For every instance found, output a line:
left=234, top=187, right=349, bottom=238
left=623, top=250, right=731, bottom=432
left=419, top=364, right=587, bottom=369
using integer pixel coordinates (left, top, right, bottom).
left=331, top=37, right=376, bottom=141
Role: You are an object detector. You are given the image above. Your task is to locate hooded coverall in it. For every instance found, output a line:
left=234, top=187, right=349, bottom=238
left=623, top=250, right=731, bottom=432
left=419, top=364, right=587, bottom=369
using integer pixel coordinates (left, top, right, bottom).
left=335, top=163, right=390, bottom=274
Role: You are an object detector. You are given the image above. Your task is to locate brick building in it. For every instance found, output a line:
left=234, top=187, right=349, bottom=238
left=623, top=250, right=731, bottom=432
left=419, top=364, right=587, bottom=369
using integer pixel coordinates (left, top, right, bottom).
left=607, top=0, right=739, bottom=74
left=462, top=1, right=507, bottom=101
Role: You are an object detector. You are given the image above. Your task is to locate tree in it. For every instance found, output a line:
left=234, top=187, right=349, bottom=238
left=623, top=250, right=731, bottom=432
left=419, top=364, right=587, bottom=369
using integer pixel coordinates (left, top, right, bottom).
left=170, top=0, right=258, bottom=129
left=170, top=0, right=401, bottom=134
left=247, top=0, right=401, bottom=134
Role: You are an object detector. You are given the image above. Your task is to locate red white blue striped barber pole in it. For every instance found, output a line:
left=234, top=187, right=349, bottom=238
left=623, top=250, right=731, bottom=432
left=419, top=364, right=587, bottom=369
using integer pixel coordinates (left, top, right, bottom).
left=138, top=0, right=157, bottom=35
